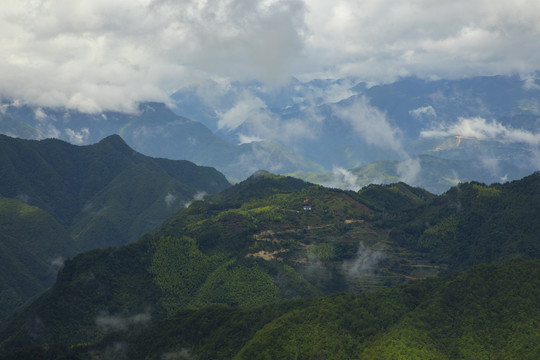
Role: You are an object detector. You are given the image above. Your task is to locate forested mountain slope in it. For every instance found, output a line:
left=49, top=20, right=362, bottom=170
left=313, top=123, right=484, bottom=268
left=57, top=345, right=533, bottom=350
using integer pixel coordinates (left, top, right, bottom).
left=1, top=172, right=539, bottom=358
left=0, top=197, right=75, bottom=322
left=0, top=134, right=230, bottom=323
left=0, top=133, right=230, bottom=244
left=2, top=260, right=538, bottom=359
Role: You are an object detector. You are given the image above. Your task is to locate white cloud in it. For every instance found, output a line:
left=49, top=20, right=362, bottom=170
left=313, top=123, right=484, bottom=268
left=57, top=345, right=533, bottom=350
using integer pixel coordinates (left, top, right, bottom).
left=96, top=310, right=151, bottom=331
left=397, top=157, right=421, bottom=185
left=218, top=90, right=316, bottom=144
left=409, top=105, right=437, bottom=121
left=34, top=108, right=48, bottom=121
left=238, top=134, right=263, bottom=145
left=65, top=127, right=90, bottom=144
left=48, top=256, right=65, bottom=271
left=302, top=0, right=540, bottom=82
left=332, top=96, right=404, bottom=154
left=480, top=157, right=500, bottom=176
left=1, top=1, right=540, bottom=113
left=164, top=192, right=176, bottom=208
left=341, top=242, right=385, bottom=280
left=320, top=167, right=360, bottom=191
left=183, top=191, right=207, bottom=208
left=0, top=0, right=306, bottom=113
left=217, top=91, right=268, bottom=132
left=421, top=117, right=540, bottom=146
left=521, top=73, right=540, bottom=90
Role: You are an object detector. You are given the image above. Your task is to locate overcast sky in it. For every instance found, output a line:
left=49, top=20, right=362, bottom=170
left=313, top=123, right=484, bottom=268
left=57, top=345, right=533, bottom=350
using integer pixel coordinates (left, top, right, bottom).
left=2, top=0, right=540, bottom=113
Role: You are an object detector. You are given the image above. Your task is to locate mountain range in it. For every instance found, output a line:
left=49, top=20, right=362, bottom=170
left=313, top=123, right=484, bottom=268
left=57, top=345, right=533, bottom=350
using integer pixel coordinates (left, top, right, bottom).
left=1, top=74, right=540, bottom=358
left=1, top=170, right=539, bottom=359
left=2, top=75, right=540, bottom=191
left=0, top=134, right=229, bottom=324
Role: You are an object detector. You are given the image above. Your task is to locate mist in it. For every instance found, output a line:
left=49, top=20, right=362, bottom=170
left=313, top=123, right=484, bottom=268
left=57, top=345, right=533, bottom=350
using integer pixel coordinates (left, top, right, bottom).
left=341, top=242, right=385, bottom=281
left=96, top=310, right=151, bottom=331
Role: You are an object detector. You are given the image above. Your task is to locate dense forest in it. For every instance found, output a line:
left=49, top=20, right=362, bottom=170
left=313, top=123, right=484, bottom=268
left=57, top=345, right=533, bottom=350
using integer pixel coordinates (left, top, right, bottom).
left=1, top=170, right=539, bottom=359
left=0, top=134, right=230, bottom=324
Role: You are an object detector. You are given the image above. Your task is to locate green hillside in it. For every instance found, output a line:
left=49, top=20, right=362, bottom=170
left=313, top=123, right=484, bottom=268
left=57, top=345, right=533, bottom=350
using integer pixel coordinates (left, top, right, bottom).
left=389, top=172, right=540, bottom=274
left=0, top=133, right=230, bottom=250
left=0, top=197, right=76, bottom=322
left=2, top=172, right=540, bottom=357
left=0, top=134, right=230, bottom=323
left=3, top=260, right=538, bottom=359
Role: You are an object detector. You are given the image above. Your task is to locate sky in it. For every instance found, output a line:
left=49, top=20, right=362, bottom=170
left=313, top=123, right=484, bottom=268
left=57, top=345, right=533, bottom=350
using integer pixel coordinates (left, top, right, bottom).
left=2, top=0, right=540, bottom=113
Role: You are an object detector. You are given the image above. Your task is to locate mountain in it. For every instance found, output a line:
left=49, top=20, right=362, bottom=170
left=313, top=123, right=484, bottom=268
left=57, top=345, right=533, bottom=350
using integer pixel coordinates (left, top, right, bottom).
left=2, top=259, right=538, bottom=359
left=1, top=171, right=540, bottom=356
left=3, top=75, right=539, bottom=191
left=0, top=133, right=230, bottom=246
left=0, top=134, right=230, bottom=323
left=294, top=154, right=531, bottom=194
left=0, top=197, right=75, bottom=322
left=171, top=75, right=540, bottom=190
left=0, top=102, right=326, bottom=181
left=0, top=113, right=41, bottom=139
left=122, top=259, right=538, bottom=360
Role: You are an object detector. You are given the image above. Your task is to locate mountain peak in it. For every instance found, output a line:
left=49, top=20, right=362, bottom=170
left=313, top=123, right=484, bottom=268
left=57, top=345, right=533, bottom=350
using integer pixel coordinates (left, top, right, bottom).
left=96, top=134, right=133, bottom=153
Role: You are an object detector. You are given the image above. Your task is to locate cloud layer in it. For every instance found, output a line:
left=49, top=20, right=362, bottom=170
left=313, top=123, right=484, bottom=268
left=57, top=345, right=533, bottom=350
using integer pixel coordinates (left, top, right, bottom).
left=421, top=117, right=540, bottom=146
left=2, top=1, right=540, bottom=112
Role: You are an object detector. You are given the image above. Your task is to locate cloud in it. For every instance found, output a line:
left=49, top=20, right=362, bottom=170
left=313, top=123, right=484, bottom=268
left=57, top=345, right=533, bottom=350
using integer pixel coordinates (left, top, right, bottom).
left=341, top=242, right=384, bottom=280
left=0, top=0, right=306, bottom=113
left=218, top=90, right=317, bottom=144
left=2, top=1, right=540, bottom=114
left=65, top=127, right=90, bottom=144
left=397, top=157, right=421, bottom=185
left=332, top=96, right=404, bottom=154
left=217, top=91, right=269, bottom=132
left=164, top=192, right=176, bottom=208
left=183, top=191, right=207, bottom=208
left=521, top=73, right=540, bottom=90
left=96, top=310, right=151, bottom=331
left=421, top=117, right=540, bottom=146
left=48, top=256, right=65, bottom=271
left=303, top=1, right=540, bottom=82
left=320, top=167, right=360, bottom=191
left=16, top=193, right=30, bottom=204
left=409, top=105, right=437, bottom=121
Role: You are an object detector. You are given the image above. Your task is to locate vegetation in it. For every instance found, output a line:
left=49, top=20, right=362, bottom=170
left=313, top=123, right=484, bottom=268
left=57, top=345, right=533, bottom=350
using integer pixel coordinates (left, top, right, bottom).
left=389, top=172, right=540, bottom=273
left=2, top=259, right=538, bottom=359
left=0, top=134, right=230, bottom=323
left=2, top=166, right=540, bottom=359
left=0, top=197, right=76, bottom=322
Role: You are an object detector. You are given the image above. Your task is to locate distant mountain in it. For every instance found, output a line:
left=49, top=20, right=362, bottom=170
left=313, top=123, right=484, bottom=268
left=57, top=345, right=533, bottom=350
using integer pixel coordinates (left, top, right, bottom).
left=294, top=154, right=531, bottom=194
left=0, top=102, right=326, bottom=181
left=171, top=75, right=540, bottom=189
left=0, top=134, right=230, bottom=323
left=0, top=113, right=41, bottom=139
left=2, top=171, right=540, bottom=355
left=3, top=75, right=538, bottom=191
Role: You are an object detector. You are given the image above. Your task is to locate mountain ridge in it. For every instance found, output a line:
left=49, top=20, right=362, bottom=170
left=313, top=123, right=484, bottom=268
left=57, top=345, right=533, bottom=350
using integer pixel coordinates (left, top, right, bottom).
left=0, top=133, right=230, bottom=323
left=2, top=171, right=540, bottom=357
